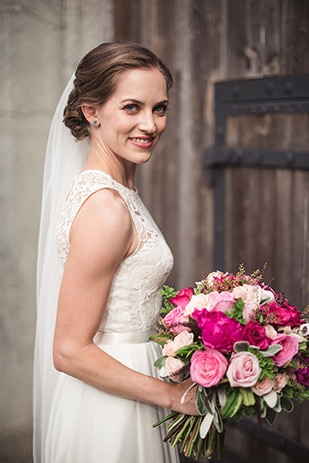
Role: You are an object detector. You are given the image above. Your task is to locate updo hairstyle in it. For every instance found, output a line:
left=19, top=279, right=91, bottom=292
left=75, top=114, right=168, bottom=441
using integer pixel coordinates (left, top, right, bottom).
left=63, top=42, right=173, bottom=140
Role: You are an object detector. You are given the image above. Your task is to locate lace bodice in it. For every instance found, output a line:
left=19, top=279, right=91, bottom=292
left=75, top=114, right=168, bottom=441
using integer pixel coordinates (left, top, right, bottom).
left=56, top=170, right=173, bottom=333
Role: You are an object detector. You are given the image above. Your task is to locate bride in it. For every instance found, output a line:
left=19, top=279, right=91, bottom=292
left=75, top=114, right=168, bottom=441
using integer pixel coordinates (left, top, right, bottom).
left=33, top=42, right=198, bottom=463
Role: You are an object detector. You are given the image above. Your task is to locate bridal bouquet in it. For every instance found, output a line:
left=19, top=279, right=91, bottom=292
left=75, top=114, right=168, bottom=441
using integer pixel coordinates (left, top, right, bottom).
left=151, top=266, right=309, bottom=461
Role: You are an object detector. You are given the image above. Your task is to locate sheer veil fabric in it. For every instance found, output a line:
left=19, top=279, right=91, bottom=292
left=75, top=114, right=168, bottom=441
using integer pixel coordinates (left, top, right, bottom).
left=33, top=75, right=89, bottom=463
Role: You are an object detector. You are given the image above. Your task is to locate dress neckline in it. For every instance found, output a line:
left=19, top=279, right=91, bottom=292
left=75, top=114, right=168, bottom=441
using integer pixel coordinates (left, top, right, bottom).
left=77, top=169, right=139, bottom=195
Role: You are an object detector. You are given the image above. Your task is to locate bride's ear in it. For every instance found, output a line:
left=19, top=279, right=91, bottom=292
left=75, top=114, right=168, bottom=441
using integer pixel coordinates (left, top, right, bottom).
left=82, top=105, right=100, bottom=127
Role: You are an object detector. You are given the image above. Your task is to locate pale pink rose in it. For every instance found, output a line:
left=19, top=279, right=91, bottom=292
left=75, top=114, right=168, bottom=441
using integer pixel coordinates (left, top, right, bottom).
left=265, top=324, right=278, bottom=339
left=205, top=270, right=224, bottom=288
left=251, top=376, right=275, bottom=396
left=272, top=334, right=299, bottom=367
left=184, top=293, right=212, bottom=316
left=274, top=373, right=288, bottom=392
left=227, top=352, right=261, bottom=388
left=173, top=331, right=194, bottom=350
left=162, top=339, right=177, bottom=357
left=243, top=300, right=258, bottom=322
left=211, top=291, right=235, bottom=314
left=163, top=331, right=194, bottom=357
left=190, top=348, right=228, bottom=387
left=232, top=284, right=256, bottom=303
left=164, top=357, right=184, bottom=376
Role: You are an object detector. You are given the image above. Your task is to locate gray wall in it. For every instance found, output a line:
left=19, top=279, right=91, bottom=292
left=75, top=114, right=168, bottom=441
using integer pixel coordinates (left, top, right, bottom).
left=0, top=0, right=113, bottom=459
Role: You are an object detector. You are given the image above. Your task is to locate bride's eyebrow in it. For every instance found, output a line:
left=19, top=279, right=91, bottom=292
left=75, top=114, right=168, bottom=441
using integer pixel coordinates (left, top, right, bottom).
left=120, top=98, right=169, bottom=105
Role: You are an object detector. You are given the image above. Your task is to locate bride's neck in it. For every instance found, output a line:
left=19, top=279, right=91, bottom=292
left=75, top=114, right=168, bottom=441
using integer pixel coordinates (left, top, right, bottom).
left=84, top=147, right=136, bottom=190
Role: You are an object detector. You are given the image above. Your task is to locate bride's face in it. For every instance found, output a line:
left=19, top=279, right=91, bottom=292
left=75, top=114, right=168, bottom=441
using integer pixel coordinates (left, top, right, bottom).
left=93, top=67, right=169, bottom=165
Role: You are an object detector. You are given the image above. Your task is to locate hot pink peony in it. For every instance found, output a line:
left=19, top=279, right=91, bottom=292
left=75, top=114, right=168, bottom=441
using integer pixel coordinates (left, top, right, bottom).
left=190, top=348, right=228, bottom=387
left=272, top=334, right=299, bottom=366
left=227, top=352, right=261, bottom=387
left=192, top=309, right=244, bottom=352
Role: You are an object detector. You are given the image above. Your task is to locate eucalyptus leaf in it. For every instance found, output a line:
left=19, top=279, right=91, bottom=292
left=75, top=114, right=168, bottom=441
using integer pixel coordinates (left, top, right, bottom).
left=263, top=390, right=278, bottom=408
left=154, top=355, right=167, bottom=368
left=200, top=413, right=214, bottom=439
left=260, top=344, right=283, bottom=357
left=213, top=402, right=224, bottom=433
left=265, top=407, right=277, bottom=425
left=234, top=341, right=250, bottom=352
left=217, top=389, right=227, bottom=409
left=195, top=386, right=207, bottom=416
left=281, top=397, right=294, bottom=413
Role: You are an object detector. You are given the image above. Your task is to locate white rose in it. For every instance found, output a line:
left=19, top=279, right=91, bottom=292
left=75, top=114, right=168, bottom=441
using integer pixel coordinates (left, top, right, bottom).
left=184, top=293, right=211, bottom=316
left=206, top=270, right=224, bottom=288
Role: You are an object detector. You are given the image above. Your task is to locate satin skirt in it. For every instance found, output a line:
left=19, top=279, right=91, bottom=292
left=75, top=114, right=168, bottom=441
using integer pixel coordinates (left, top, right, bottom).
left=44, top=332, right=179, bottom=463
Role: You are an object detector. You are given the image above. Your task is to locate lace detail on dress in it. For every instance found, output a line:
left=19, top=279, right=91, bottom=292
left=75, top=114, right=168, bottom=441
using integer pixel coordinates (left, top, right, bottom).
left=56, top=169, right=173, bottom=334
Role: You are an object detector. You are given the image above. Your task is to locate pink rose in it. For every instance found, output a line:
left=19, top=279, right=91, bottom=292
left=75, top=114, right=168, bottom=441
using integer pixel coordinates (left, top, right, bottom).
left=193, top=309, right=244, bottom=352
left=163, top=306, right=189, bottom=334
left=170, top=287, right=194, bottom=310
left=190, top=348, right=228, bottom=387
left=210, top=291, right=235, bottom=314
left=251, top=376, right=275, bottom=396
left=162, top=331, right=194, bottom=356
left=244, top=321, right=271, bottom=350
left=227, top=352, right=261, bottom=387
left=274, top=373, right=288, bottom=392
left=272, top=334, right=299, bottom=366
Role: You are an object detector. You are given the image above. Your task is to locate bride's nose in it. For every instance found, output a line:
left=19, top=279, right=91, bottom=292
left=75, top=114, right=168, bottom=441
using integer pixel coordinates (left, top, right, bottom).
left=138, top=110, right=156, bottom=133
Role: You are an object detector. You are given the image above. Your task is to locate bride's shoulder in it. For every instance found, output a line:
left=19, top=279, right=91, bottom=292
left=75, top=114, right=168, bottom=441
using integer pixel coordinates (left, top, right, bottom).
left=70, top=186, right=133, bottom=248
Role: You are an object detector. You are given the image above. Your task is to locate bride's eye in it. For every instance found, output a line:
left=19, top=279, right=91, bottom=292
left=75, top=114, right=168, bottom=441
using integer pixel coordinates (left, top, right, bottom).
left=123, top=104, right=139, bottom=113
left=153, top=104, right=168, bottom=116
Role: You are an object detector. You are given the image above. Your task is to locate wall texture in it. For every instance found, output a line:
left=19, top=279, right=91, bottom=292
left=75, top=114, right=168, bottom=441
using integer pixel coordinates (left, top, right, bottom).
left=1, top=1, right=309, bottom=462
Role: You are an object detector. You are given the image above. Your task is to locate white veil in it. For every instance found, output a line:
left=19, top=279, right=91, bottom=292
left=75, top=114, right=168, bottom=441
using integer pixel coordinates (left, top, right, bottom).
left=33, top=75, right=89, bottom=462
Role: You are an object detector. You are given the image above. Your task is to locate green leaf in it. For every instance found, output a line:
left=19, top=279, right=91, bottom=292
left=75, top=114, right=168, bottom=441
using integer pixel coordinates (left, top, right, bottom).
left=149, top=334, right=173, bottom=346
left=195, top=386, right=207, bottom=416
left=281, top=397, right=294, bottom=413
left=154, top=355, right=167, bottom=368
left=240, top=388, right=255, bottom=406
left=221, top=390, right=243, bottom=419
left=265, top=407, right=277, bottom=425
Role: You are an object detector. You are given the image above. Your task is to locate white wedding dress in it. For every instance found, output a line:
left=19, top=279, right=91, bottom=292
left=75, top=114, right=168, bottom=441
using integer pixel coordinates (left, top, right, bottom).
left=44, top=169, right=179, bottom=463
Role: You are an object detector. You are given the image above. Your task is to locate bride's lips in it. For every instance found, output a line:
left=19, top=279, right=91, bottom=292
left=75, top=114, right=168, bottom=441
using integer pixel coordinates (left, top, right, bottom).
left=128, top=136, right=155, bottom=149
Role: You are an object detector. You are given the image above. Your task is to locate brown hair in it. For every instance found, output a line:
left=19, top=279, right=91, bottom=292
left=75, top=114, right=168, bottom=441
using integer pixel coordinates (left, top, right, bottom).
left=63, top=42, right=173, bottom=140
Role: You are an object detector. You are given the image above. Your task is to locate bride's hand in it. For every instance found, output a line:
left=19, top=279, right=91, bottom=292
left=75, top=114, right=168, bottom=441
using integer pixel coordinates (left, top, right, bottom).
left=169, top=378, right=199, bottom=416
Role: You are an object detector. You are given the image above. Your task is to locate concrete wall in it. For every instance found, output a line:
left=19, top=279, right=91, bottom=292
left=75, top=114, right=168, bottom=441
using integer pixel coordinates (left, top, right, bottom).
left=0, top=1, right=113, bottom=460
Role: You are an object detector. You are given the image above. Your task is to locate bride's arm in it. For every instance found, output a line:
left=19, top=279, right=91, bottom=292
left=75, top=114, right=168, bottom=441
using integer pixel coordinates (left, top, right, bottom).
left=53, top=188, right=198, bottom=416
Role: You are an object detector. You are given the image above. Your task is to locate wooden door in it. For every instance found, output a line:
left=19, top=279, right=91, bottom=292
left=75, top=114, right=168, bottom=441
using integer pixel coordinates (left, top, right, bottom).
left=204, top=74, right=309, bottom=463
